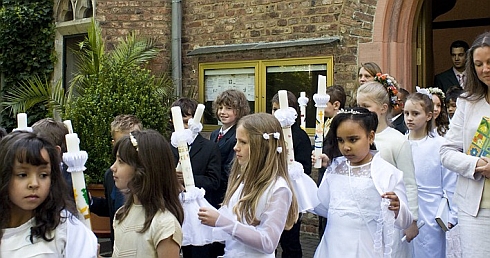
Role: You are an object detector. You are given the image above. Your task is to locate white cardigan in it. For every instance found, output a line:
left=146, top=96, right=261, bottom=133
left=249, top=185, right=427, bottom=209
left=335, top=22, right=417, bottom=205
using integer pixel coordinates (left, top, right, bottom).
left=440, top=96, right=489, bottom=216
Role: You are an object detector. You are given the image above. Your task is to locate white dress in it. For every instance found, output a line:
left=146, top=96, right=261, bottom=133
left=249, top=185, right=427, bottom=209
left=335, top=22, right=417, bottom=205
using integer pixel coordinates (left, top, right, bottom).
left=1, top=211, right=98, bottom=257
left=375, top=127, right=418, bottom=258
left=212, top=176, right=292, bottom=258
left=313, top=153, right=413, bottom=258
left=408, top=135, right=458, bottom=258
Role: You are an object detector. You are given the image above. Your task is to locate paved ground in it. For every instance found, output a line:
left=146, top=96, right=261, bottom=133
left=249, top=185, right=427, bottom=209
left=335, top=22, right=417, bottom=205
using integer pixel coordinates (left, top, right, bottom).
left=99, top=231, right=321, bottom=257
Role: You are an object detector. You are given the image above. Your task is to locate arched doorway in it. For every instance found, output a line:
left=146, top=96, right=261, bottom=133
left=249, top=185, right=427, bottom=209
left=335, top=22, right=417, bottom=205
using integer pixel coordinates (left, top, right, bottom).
left=358, top=0, right=490, bottom=91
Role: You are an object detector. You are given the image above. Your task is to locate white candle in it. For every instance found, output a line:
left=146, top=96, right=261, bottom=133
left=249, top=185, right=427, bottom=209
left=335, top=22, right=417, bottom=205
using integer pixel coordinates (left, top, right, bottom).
left=63, top=120, right=74, bottom=134
left=65, top=133, right=80, bottom=153
left=318, top=75, right=327, bottom=95
left=171, top=107, right=185, bottom=132
left=194, top=104, right=205, bottom=123
left=300, top=92, right=306, bottom=99
left=278, top=90, right=289, bottom=110
left=17, top=113, right=27, bottom=128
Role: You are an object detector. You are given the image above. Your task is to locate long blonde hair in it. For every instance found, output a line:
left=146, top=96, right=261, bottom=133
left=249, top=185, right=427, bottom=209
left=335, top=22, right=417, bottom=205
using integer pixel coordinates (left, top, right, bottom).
left=223, top=113, right=298, bottom=230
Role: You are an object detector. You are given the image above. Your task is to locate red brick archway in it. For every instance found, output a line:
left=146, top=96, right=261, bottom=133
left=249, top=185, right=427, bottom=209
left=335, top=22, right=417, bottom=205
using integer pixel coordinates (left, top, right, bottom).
left=358, top=0, right=422, bottom=91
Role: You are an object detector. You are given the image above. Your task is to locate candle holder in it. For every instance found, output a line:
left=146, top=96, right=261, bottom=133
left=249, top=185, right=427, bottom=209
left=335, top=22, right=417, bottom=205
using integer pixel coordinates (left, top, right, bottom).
left=63, top=149, right=91, bottom=229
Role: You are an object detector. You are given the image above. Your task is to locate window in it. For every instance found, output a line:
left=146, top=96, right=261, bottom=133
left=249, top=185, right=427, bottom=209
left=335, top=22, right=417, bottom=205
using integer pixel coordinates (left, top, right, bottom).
left=199, top=57, right=333, bottom=134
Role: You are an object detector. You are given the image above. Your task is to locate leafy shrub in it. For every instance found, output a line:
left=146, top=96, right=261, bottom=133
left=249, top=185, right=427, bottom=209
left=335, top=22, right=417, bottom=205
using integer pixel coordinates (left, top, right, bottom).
left=65, top=21, right=174, bottom=184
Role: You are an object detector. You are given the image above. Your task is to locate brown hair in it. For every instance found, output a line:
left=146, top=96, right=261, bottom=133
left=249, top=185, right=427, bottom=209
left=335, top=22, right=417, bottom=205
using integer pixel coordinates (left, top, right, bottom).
left=405, top=93, right=435, bottom=137
left=213, top=89, right=250, bottom=121
left=224, top=113, right=298, bottom=230
left=114, top=130, right=184, bottom=232
left=110, top=114, right=143, bottom=137
left=462, top=32, right=490, bottom=101
left=359, top=62, right=382, bottom=77
left=32, top=118, right=69, bottom=152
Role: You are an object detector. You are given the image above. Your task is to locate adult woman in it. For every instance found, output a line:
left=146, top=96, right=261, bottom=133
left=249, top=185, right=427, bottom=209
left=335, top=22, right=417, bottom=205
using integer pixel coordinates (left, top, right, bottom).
left=358, top=62, right=382, bottom=85
left=440, top=31, right=490, bottom=258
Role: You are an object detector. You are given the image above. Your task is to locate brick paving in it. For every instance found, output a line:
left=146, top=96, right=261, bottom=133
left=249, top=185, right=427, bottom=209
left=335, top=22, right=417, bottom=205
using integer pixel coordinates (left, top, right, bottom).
left=98, top=231, right=321, bottom=257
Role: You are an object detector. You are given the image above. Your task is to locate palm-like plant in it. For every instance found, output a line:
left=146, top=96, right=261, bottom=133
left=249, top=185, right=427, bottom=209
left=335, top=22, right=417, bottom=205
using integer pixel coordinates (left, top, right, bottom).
left=2, top=75, right=66, bottom=121
left=2, top=18, right=164, bottom=121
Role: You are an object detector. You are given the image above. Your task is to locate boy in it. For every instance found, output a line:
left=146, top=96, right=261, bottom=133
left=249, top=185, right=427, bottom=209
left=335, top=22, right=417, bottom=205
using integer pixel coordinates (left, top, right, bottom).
left=171, top=97, right=221, bottom=258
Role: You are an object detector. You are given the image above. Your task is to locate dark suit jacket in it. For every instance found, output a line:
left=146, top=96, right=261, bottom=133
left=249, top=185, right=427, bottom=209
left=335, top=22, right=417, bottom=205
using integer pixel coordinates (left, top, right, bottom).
left=391, top=113, right=408, bottom=135
left=291, top=123, right=312, bottom=175
left=434, top=68, right=460, bottom=94
left=172, top=134, right=221, bottom=207
left=210, top=125, right=237, bottom=205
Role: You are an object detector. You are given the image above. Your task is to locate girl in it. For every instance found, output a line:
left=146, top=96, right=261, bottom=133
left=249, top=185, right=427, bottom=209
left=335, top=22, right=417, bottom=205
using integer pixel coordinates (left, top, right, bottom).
left=0, top=131, right=98, bottom=257
left=427, top=87, right=450, bottom=136
left=314, top=107, right=412, bottom=257
left=198, top=113, right=299, bottom=257
left=404, top=92, right=458, bottom=258
left=440, top=31, right=490, bottom=257
left=357, top=78, right=418, bottom=257
left=111, top=129, right=184, bottom=258
left=358, top=62, right=382, bottom=85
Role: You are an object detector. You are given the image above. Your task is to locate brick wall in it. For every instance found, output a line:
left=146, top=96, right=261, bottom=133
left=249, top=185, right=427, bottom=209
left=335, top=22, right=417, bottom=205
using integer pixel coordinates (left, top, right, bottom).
left=95, top=0, right=378, bottom=234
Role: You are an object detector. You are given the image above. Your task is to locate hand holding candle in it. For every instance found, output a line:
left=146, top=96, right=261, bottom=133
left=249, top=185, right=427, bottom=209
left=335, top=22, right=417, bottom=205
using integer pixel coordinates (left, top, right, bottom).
left=171, top=106, right=196, bottom=189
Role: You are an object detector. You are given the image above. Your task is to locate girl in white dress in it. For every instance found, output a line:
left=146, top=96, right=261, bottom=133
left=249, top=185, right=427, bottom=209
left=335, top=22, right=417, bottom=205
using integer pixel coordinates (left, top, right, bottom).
left=112, top=130, right=184, bottom=258
left=198, top=113, right=298, bottom=258
left=314, top=107, right=413, bottom=258
left=427, top=87, right=450, bottom=136
left=404, top=92, right=458, bottom=258
left=357, top=78, right=419, bottom=257
left=0, top=131, right=98, bottom=257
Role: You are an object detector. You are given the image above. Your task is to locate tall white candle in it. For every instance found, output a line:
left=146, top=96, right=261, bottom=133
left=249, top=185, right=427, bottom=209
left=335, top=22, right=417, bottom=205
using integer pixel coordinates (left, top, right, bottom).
left=65, top=133, right=80, bottom=153
left=299, top=92, right=307, bottom=130
left=194, top=104, right=205, bottom=123
left=17, top=113, right=27, bottom=128
left=171, top=107, right=185, bottom=132
left=278, top=90, right=289, bottom=109
left=63, top=120, right=74, bottom=134
left=318, top=75, right=326, bottom=95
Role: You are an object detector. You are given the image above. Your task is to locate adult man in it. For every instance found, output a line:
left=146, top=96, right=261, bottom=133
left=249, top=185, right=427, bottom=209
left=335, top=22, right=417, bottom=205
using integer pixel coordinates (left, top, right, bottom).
left=434, top=40, right=469, bottom=93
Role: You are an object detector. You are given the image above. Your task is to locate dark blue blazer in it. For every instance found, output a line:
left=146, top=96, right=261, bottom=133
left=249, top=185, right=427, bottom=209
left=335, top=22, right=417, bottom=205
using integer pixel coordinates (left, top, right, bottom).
left=172, top=134, right=221, bottom=207
left=434, top=68, right=460, bottom=94
left=210, top=125, right=237, bottom=205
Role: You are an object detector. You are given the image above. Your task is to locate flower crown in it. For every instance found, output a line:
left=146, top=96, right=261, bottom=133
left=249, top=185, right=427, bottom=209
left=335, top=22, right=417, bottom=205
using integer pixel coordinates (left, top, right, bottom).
left=262, top=132, right=282, bottom=153
left=427, top=87, right=445, bottom=100
left=337, top=109, right=362, bottom=115
left=374, top=73, right=399, bottom=106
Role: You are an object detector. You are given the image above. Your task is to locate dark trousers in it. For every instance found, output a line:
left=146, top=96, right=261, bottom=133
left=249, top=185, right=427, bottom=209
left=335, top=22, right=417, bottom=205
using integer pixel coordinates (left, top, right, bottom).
left=279, top=216, right=303, bottom=258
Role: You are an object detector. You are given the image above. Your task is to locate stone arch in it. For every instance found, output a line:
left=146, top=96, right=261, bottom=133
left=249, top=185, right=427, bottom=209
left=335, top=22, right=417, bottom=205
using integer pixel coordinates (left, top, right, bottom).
left=54, top=0, right=94, bottom=22
left=358, top=0, right=423, bottom=90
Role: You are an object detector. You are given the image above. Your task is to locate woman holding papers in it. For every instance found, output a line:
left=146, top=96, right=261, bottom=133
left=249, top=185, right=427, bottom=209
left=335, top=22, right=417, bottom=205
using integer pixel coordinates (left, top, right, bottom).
left=440, top=31, right=490, bottom=258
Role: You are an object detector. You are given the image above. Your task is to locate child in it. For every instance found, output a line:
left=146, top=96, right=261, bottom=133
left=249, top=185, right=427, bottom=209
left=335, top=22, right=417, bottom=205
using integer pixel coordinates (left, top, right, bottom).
left=428, top=87, right=450, bottom=136
left=357, top=78, right=418, bottom=257
left=170, top=97, right=221, bottom=258
left=314, top=107, right=412, bottom=257
left=31, top=118, right=73, bottom=203
left=404, top=92, right=458, bottom=258
left=445, top=86, right=463, bottom=121
left=271, top=91, right=311, bottom=257
left=198, top=113, right=299, bottom=257
left=210, top=89, right=250, bottom=204
left=90, top=114, right=143, bottom=249
left=111, top=129, right=183, bottom=257
left=0, top=131, right=98, bottom=257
